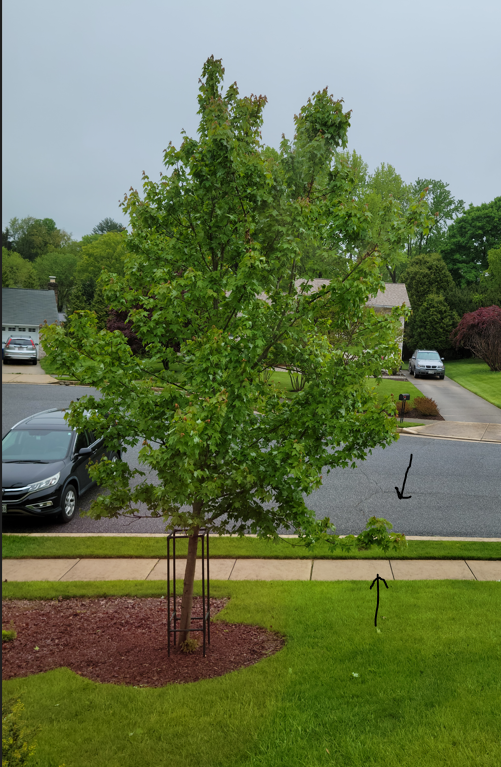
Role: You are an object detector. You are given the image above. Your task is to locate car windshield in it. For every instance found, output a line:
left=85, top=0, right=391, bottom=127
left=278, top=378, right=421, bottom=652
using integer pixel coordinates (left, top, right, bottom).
left=2, top=429, right=73, bottom=462
left=417, top=352, right=441, bottom=360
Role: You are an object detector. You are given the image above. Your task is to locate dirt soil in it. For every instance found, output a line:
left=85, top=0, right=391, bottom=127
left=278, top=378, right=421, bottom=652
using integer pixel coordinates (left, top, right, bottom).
left=2, top=597, right=284, bottom=687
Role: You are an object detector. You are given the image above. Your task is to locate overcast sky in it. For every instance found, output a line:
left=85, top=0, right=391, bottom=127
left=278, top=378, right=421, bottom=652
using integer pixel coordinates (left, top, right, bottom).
left=3, top=0, right=500, bottom=240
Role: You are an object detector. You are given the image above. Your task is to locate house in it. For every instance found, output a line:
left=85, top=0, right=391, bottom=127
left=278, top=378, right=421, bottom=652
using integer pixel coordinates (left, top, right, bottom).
left=295, top=279, right=411, bottom=356
left=2, top=287, right=59, bottom=359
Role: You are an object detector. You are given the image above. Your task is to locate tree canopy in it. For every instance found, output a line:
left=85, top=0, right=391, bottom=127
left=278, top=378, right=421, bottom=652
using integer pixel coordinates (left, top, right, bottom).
left=2, top=248, right=37, bottom=289
left=402, top=253, right=459, bottom=353
left=409, top=179, right=465, bottom=257
left=92, top=218, right=126, bottom=235
left=5, top=216, right=70, bottom=261
left=440, top=197, right=501, bottom=285
left=41, top=57, right=427, bottom=641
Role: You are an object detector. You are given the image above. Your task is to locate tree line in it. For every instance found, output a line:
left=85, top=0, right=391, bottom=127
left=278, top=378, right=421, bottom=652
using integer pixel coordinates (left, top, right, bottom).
left=3, top=155, right=500, bottom=360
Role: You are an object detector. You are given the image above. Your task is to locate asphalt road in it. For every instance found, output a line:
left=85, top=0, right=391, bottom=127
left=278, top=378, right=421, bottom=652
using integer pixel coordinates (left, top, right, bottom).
left=2, top=384, right=501, bottom=537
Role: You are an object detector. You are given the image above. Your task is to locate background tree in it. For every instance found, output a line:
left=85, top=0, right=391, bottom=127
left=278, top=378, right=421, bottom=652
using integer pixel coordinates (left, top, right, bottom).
left=451, top=306, right=501, bottom=371
left=361, top=163, right=413, bottom=283
left=2, top=227, right=14, bottom=250
left=477, top=246, right=501, bottom=307
left=408, top=179, right=465, bottom=257
left=402, top=253, right=460, bottom=355
left=32, top=250, right=78, bottom=311
left=440, top=196, right=501, bottom=285
left=92, top=217, right=126, bottom=235
left=67, top=232, right=128, bottom=315
left=42, top=57, right=423, bottom=645
left=74, top=231, right=127, bottom=287
left=2, top=249, right=37, bottom=289
left=7, top=216, right=70, bottom=261
left=408, top=293, right=459, bottom=351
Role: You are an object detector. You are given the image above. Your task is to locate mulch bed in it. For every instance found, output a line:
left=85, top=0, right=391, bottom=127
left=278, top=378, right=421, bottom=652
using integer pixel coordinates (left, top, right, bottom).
left=2, top=597, right=284, bottom=687
left=396, top=409, right=444, bottom=421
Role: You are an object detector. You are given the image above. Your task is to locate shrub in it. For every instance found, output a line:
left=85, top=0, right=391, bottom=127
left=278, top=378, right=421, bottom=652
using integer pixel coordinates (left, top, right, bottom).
left=413, top=396, right=440, bottom=416
left=2, top=698, right=37, bottom=766
left=450, top=305, right=501, bottom=371
left=288, top=367, right=306, bottom=392
left=2, top=629, right=17, bottom=642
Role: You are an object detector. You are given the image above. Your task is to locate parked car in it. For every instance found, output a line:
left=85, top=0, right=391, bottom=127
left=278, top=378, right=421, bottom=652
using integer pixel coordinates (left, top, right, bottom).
left=408, top=350, right=445, bottom=379
left=2, top=408, right=121, bottom=523
left=3, top=336, right=37, bottom=365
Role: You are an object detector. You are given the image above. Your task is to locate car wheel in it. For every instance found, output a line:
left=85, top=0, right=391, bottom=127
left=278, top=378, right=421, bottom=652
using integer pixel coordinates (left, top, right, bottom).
left=409, top=366, right=414, bottom=376
left=59, top=485, right=77, bottom=523
left=32, top=358, right=37, bottom=365
left=439, top=375, right=444, bottom=380
left=3, top=358, right=9, bottom=365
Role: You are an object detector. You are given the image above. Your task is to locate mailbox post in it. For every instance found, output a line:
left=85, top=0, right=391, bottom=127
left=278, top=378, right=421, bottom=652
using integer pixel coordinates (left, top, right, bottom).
left=398, top=393, right=410, bottom=423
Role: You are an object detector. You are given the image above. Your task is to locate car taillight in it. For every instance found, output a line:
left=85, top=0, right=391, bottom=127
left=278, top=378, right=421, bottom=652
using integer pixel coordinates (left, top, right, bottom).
left=6, top=339, right=11, bottom=347
left=30, top=339, right=35, bottom=347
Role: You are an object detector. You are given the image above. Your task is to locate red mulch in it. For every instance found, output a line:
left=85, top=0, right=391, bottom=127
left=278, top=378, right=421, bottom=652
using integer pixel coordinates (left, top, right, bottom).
left=2, top=597, right=284, bottom=687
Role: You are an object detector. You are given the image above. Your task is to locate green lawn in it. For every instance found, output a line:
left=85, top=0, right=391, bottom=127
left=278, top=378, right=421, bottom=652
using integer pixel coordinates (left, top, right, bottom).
left=371, top=377, right=423, bottom=406
left=444, top=358, right=501, bottom=408
left=3, top=534, right=500, bottom=560
left=3, top=579, right=500, bottom=767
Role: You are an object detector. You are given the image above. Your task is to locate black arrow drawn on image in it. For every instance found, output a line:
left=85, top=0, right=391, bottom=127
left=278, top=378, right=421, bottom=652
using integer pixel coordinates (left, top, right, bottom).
left=395, top=453, right=413, bottom=499
left=370, top=573, right=388, bottom=627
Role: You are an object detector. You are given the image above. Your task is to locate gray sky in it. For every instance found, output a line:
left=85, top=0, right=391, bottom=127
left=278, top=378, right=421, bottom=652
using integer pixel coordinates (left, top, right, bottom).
left=3, top=0, right=500, bottom=240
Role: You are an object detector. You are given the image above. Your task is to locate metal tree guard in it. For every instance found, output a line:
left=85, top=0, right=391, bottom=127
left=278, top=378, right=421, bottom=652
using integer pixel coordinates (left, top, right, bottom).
left=167, top=528, right=211, bottom=657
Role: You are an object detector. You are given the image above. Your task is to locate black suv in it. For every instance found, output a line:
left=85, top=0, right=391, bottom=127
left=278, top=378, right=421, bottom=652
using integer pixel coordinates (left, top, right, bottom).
left=2, top=409, right=120, bottom=523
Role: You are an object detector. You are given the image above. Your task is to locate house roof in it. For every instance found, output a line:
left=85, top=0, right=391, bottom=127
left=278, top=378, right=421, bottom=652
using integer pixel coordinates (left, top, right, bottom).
left=296, top=279, right=410, bottom=308
left=2, top=288, right=59, bottom=326
left=365, top=283, right=410, bottom=308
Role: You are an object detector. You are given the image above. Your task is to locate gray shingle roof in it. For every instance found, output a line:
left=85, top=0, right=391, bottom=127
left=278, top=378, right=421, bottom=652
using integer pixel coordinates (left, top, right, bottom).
left=2, top=288, right=59, bottom=326
left=365, top=283, right=410, bottom=308
left=257, top=280, right=410, bottom=308
left=296, top=279, right=410, bottom=308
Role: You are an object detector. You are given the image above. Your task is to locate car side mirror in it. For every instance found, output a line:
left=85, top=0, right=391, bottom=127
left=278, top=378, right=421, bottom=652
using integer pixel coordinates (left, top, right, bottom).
left=77, top=446, right=92, bottom=456
left=441, top=357, right=444, bottom=361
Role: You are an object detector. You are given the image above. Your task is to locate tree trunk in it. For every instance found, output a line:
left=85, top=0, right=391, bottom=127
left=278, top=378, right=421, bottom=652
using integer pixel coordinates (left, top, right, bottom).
left=177, top=514, right=201, bottom=646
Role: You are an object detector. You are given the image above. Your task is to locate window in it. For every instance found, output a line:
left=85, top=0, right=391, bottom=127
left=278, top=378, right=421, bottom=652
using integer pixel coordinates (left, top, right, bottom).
left=28, top=328, right=37, bottom=333
left=8, top=327, right=16, bottom=331
left=17, top=327, right=26, bottom=332
left=74, top=432, right=89, bottom=454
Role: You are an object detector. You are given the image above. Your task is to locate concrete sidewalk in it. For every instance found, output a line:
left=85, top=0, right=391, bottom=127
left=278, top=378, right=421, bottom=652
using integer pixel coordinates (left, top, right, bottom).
left=3, top=557, right=500, bottom=582
left=400, top=421, right=501, bottom=442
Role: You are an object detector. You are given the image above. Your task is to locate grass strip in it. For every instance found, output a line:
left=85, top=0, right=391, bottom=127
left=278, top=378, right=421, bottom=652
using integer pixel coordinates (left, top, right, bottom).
left=444, top=358, right=501, bottom=408
left=3, top=534, right=500, bottom=560
left=3, top=579, right=500, bottom=767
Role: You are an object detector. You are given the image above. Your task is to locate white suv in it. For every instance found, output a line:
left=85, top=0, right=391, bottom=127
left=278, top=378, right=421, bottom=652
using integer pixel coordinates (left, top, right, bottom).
left=3, top=337, right=38, bottom=365
left=409, top=350, right=445, bottom=379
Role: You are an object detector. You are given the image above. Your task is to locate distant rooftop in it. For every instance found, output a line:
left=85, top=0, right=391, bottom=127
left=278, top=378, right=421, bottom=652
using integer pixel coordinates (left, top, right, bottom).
left=296, top=279, right=410, bottom=308
left=2, top=288, right=59, bottom=326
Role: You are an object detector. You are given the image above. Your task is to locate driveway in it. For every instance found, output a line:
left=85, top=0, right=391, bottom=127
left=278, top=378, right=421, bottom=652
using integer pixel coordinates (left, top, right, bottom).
left=402, top=371, right=501, bottom=424
left=2, top=361, right=46, bottom=374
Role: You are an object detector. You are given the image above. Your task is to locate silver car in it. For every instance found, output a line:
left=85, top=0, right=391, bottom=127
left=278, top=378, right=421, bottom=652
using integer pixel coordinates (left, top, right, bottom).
left=3, top=336, right=38, bottom=365
left=409, top=349, right=445, bottom=379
